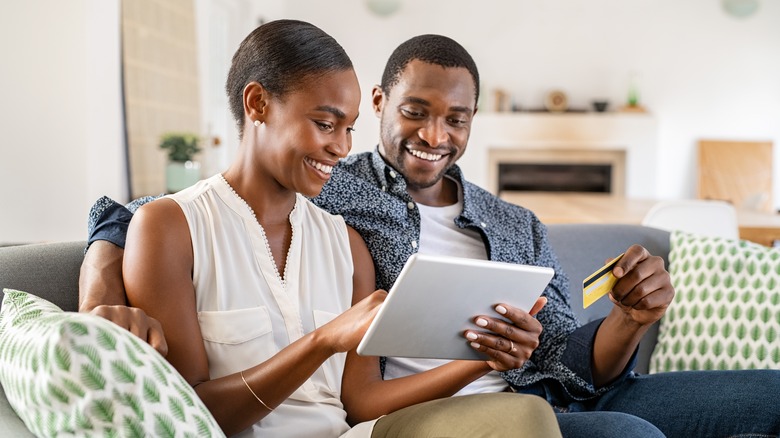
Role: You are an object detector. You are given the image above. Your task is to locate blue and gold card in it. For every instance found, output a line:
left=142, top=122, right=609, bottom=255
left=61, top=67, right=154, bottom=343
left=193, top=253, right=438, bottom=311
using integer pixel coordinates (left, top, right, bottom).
left=583, top=253, right=624, bottom=308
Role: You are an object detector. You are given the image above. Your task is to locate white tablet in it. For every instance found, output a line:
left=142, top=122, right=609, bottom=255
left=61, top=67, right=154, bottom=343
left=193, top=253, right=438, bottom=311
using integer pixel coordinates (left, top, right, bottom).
left=356, top=253, right=555, bottom=361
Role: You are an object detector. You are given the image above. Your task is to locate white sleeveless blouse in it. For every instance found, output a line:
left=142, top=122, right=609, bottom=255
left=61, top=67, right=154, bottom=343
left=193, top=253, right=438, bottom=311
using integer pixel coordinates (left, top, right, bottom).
left=168, top=174, right=361, bottom=437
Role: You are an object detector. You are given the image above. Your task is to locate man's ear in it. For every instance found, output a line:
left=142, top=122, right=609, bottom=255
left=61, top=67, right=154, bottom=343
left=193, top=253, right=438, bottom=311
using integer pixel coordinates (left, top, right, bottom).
left=371, top=85, right=385, bottom=118
left=243, top=82, right=268, bottom=124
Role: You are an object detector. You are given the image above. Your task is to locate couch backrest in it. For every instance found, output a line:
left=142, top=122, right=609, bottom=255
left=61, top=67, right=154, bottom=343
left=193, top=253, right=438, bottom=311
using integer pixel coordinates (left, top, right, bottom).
left=1, top=225, right=672, bottom=373
left=546, top=223, right=670, bottom=374
left=0, top=241, right=85, bottom=312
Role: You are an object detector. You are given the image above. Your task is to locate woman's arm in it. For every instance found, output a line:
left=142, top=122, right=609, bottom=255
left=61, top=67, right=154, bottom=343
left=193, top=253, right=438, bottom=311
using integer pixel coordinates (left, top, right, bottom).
left=123, top=200, right=385, bottom=435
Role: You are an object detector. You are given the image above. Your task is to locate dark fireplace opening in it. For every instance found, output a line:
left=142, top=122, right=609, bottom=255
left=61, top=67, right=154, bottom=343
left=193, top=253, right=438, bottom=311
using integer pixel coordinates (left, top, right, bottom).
left=498, top=163, right=612, bottom=194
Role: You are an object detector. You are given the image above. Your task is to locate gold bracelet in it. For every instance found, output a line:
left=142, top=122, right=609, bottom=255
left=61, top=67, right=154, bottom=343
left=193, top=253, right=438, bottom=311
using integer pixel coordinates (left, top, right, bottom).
left=240, top=370, right=272, bottom=411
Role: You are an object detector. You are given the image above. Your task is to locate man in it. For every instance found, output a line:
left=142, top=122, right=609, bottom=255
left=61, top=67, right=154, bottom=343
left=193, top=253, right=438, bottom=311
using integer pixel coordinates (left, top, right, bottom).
left=82, top=35, right=780, bottom=437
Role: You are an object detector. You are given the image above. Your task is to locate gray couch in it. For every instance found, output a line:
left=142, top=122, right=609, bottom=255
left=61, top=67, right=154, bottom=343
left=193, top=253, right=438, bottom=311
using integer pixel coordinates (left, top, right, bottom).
left=0, top=224, right=670, bottom=435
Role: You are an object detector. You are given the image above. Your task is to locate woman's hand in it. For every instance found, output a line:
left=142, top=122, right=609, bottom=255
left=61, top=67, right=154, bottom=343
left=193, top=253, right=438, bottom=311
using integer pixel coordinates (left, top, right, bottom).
left=319, top=289, right=387, bottom=354
left=464, top=296, right=547, bottom=372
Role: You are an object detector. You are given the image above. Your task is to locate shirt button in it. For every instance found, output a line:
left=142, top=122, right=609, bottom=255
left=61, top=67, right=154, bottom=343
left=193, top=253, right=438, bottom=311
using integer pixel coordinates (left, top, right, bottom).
left=389, top=170, right=397, bottom=178
left=411, top=240, right=418, bottom=249
left=480, top=222, right=487, bottom=228
left=382, top=186, right=387, bottom=192
left=407, top=202, right=415, bottom=210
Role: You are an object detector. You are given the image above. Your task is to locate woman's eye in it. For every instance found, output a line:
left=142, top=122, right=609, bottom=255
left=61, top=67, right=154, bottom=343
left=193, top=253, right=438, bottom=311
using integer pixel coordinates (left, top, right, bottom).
left=347, top=127, right=356, bottom=133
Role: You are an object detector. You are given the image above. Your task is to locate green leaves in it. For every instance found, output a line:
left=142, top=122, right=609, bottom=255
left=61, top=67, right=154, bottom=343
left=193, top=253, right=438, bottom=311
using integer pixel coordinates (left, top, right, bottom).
left=0, top=290, right=224, bottom=437
left=81, top=363, right=107, bottom=391
left=650, top=231, right=780, bottom=373
left=111, top=360, right=137, bottom=384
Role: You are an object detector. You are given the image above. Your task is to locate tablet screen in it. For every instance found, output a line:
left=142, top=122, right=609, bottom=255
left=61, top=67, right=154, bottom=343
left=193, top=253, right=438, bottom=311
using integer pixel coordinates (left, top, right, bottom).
left=356, top=253, right=554, bottom=360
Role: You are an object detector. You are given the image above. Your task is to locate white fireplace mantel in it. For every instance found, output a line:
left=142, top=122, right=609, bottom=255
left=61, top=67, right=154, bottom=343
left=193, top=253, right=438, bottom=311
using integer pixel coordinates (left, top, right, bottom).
left=463, top=112, right=659, bottom=198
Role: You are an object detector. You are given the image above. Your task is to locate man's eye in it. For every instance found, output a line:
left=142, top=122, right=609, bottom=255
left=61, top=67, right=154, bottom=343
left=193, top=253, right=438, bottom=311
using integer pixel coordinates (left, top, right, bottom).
left=448, top=118, right=467, bottom=126
left=316, top=121, right=334, bottom=132
left=401, top=109, right=424, bottom=119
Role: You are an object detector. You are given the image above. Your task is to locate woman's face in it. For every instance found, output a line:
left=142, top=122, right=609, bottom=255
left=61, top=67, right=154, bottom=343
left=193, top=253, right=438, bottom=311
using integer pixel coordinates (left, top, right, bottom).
left=258, top=69, right=361, bottom=198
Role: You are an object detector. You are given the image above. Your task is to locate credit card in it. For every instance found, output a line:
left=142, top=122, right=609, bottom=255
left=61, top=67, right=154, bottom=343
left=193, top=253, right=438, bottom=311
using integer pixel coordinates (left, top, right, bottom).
left=582, top=253, right=624, bottom=309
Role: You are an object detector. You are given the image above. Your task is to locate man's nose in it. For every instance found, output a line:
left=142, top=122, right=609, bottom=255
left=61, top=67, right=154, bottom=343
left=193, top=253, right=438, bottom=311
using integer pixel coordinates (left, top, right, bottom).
left=418, top=118, right=449, bottom=147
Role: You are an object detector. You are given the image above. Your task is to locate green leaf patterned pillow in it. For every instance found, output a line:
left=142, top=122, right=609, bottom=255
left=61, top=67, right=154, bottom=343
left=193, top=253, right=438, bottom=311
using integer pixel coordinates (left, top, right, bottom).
left=649, top=231, right=780, bottom=373
left=0, top=289, right=225, bottom=437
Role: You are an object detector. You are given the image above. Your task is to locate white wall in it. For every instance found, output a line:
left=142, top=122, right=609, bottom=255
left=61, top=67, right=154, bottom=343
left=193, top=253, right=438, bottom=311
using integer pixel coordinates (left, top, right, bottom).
left=0, top=0, right=123, bottom=244
left=279, top=0, right=780, bottom=204
left=2, top=0, right=778, bottom=243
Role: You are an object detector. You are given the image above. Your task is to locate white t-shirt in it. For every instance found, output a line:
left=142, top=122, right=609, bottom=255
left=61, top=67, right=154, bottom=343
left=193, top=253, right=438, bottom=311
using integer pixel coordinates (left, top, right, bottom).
left=383, top=179, right=510, bottom=395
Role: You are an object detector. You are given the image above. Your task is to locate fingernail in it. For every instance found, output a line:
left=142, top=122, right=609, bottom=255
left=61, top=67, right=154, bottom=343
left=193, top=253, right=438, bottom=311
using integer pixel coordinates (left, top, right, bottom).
left=476, top=318, right=488, bottom=327
left=466, top=332, right=478, bottom=340
left=470, top=342, right=481, bottom=349
left=495, top=305, right=507, bottom=315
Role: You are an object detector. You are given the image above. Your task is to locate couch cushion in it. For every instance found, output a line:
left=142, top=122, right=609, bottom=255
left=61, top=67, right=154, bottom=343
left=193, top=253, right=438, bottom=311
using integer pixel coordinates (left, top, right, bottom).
left=0, top=289, right=224, bottom=437
left=650, top=231, right=780, bottom=373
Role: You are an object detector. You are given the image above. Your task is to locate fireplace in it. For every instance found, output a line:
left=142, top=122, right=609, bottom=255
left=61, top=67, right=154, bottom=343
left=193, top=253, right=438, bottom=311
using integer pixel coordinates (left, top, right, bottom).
left=488, top=148, right=627, bottom=196
left=463, top=113, right=658, bottom=198
left=497, top=163, right=612, bottom=194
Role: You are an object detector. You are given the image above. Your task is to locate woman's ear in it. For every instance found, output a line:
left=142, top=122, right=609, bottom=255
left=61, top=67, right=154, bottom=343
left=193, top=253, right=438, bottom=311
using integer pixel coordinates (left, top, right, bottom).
left=243, top=82, right=268, bottom=124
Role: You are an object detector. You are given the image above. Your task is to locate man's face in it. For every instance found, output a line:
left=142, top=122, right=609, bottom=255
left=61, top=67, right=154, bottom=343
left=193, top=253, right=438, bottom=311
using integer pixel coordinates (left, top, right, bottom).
left=373, top=60, right=476, bottom=194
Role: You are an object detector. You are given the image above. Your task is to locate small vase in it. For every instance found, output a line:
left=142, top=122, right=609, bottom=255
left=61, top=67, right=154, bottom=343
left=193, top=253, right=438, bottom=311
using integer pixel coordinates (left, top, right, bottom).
left=166, top=160, right=201, bottom=193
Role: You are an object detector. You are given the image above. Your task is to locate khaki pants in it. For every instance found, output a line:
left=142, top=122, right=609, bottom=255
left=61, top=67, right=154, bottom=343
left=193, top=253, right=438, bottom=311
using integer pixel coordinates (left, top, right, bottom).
left=371, top=393, right=562, bottom=438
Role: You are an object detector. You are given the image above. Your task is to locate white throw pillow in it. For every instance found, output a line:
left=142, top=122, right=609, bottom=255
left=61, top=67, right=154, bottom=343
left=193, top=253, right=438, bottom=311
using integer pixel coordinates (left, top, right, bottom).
left=0, top=289, right=225, bottom=437
left=649, top=231, right=780, bottom=373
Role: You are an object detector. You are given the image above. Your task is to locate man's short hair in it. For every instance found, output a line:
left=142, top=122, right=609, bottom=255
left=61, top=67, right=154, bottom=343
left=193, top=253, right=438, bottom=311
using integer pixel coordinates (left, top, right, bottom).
left=380, top=34, right=480, bottom=105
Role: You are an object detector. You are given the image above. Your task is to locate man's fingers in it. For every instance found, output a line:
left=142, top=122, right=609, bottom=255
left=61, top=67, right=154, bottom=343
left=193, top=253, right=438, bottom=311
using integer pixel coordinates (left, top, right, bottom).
left=527, top=297, right=547, bottom=317
left=613, top=244, right=649, bottom=278
left=91, top=305, right=168, bottom=355
left=146, top=321, right=169, bottom=357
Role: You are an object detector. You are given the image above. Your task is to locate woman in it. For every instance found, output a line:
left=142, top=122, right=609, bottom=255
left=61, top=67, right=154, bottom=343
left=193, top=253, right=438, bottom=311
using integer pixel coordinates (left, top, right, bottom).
left=123, top=19, right=559, bottom=437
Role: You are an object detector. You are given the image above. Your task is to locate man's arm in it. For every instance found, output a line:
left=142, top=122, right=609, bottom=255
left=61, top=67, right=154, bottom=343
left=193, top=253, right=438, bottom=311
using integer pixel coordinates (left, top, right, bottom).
left=79, top=240, right=127, bottom=310
left=590, top=245, right=673, bottom=387
left=79, top=196, right=167, bottom=355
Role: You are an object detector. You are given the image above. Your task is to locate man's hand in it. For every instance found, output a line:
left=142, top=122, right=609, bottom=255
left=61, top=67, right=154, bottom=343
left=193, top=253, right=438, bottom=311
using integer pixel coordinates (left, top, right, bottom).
left=609, top=244, right=675, bottom=327
left=90, top=305, right=169, bottom=357
left=464, top=296, right=547, bottom=372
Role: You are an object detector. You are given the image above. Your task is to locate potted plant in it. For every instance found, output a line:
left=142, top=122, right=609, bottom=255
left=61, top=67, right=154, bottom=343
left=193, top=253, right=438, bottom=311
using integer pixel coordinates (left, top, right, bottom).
left=160, top=132, right=202, bottom=193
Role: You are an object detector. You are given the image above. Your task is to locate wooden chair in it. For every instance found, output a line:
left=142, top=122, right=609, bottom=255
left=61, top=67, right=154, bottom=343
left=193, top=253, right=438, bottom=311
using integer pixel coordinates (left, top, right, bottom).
left=697, top=139, right=773, bottom=212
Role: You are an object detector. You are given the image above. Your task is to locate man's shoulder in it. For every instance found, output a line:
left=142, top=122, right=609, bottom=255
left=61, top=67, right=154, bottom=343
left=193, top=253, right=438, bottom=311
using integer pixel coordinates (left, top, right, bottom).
left=314, top=152, right=379, bottom=208
left=335, top=151, right=374, bottom=173
left=461, top=178, right=537, bottom=219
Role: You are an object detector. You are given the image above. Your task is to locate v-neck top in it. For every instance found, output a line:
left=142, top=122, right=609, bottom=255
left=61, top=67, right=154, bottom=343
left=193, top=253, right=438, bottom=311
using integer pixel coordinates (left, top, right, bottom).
left=168, top=174, right=357, bottom=437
